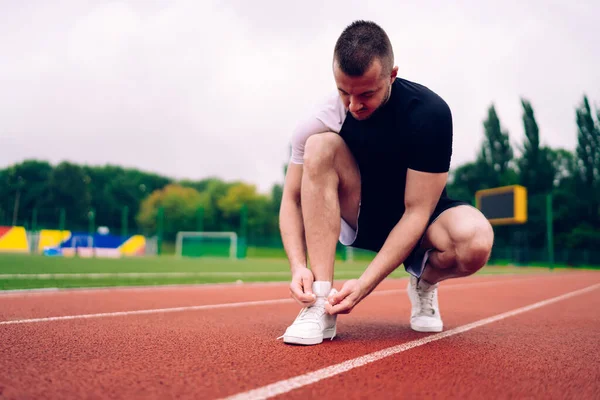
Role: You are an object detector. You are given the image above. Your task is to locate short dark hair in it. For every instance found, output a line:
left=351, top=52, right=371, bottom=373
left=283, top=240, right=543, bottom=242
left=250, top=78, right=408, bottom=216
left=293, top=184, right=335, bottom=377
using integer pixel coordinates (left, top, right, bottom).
left=333, top=20, right=394, bottom=77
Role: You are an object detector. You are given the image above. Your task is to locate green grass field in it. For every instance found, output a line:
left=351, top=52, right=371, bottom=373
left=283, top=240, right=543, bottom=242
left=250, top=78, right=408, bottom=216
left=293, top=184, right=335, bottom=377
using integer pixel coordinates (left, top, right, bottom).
left=0, top=253, right=569, bottom=291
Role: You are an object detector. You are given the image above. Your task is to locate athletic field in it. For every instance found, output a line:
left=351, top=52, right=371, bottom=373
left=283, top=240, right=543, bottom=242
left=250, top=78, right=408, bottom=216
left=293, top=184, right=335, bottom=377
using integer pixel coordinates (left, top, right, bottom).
left=0, top=253, right=564, bottom=291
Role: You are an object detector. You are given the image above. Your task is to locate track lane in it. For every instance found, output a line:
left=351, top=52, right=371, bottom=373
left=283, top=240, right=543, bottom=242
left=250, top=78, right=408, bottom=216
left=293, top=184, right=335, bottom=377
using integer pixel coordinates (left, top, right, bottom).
left=273, top=283, right=600, bottom=399
left=0, top=271, right=597, bottom=399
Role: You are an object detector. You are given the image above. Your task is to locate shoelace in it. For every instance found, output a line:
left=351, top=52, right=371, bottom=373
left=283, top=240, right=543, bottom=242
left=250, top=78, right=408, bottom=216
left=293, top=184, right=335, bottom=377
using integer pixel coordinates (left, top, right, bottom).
left=298, top=299, right=327, bottom=320
left=416, top=285, right=436, bottom=316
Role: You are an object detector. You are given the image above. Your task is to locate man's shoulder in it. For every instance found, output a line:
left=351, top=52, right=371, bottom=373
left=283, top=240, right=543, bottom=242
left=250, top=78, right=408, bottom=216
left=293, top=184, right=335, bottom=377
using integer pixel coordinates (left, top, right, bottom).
left=395, top=78, right=449, bottom=106
left=288, top=91, right=347, bottom=164
left=393, top=78, right=451, bottom=122
left=294, top=91, right=347, bottom=133
left=314, top=91, right=347, bottom=132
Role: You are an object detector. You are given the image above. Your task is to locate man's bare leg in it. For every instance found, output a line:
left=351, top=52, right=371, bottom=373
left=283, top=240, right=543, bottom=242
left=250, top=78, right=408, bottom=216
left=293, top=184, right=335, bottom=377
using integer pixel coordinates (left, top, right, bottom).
left=301, top=132, right=361, bottom=282
left=420, top=205, right=494, bottom=285
left=406, top=205, right=493, bottom=333
left=279, top=132, right=361, bottom=345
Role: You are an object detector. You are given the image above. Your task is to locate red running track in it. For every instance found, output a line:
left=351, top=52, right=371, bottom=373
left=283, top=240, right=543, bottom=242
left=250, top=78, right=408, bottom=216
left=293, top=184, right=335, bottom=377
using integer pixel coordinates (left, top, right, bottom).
left=0, top=270, right=599, bottom=399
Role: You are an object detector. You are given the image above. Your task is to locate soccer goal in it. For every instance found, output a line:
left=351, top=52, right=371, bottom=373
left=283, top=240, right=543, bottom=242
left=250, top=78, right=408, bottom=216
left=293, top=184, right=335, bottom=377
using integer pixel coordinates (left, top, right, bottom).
left=62, top=234, right=95, bottom=258
left=175, top=231, right=238, bottom=259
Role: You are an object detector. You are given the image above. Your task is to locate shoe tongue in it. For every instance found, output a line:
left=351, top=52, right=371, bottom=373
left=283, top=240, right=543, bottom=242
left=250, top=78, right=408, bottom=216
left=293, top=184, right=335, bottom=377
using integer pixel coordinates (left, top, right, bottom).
left=312, top=281, right=332, bottom=297
left=417, top=279, right=433, bottom=291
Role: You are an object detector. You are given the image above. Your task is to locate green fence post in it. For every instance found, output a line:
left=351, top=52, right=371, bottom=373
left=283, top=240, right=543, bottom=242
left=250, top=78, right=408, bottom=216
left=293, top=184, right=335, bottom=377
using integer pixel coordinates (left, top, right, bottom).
left=58, top=208, right=66, bottom=255
left=238, top=204, right=248, bottom=259
left=546, top=193, right=554, bottom=270
left=88, top=208, right=96, bottom=257
left=157, top=206, right=164, bottom=256
left=88, top=209, right=95, bottom=235
left=121, top=206, right=129, bottom=238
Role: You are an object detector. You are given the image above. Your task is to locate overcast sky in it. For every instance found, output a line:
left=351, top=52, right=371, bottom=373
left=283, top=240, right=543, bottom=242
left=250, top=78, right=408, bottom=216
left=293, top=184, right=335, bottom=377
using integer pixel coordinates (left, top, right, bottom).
left=1, top=0, right=599, bottom=192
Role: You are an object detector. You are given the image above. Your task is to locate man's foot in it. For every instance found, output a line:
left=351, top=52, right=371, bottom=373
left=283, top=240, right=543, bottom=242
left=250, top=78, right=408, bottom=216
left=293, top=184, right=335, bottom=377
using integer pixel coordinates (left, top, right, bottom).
left=407, top=275, right=443, bottom=332
left=279, top=282, right=337, bottom=345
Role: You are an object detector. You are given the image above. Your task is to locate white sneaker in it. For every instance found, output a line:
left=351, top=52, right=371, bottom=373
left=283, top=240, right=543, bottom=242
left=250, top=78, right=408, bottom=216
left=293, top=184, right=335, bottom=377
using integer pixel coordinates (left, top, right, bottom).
left=279, top=282, right=337, bottom=345
left=407, top=275, right=443, bottom=332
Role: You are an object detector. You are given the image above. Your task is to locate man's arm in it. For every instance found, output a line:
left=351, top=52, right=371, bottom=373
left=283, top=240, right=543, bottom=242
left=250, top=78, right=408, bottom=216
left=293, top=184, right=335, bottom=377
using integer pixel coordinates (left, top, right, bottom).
left=280, top=162, right=320, bottom=306
left=356, top=97, right=454, bottom=294
left=280, top=110, right=337, bottom=271
left=281, top=93, right=347, bottom=305
left=325, top=169, right=447, bottom=314
left=279, top=163, right=307, bottom=273
left=357, top=169, right=448, bottom=295
left=327, top=98, right=453, bottom=314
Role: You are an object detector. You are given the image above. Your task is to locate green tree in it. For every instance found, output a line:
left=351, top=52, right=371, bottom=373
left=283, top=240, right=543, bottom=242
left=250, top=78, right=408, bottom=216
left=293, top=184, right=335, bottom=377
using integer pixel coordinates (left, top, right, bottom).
left=446, top=162, right=488, bottom=203
left=547, top=148, right=576, bottom=188
left=575, top=95, right=600, bottom=221
left=136, top=184, right=210, bottom=240
left=559, top=95, right=600, bottom=252
left=514, top=99, right=557, bottom=247
left=517, top=99, right=555, bottom=194
left=85, top=165, right=171, bottom=234
left=217, top=182, right=277, bottom=239
left=0, top=160, right=53, bottom=226
left=45, top=162, right=92, bottom=231
left=179, top=177, right=223, bottom=193
left=270, top=184, right=283, bottom=215
left=478, top=104, right=516, bottom=188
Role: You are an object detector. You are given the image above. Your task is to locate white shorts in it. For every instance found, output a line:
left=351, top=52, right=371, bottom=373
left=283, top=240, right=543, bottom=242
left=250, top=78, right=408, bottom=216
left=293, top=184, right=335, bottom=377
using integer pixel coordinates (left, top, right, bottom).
left=338, top=202, right=361, bottom=247
left=339, top=217, right=358, bottom=246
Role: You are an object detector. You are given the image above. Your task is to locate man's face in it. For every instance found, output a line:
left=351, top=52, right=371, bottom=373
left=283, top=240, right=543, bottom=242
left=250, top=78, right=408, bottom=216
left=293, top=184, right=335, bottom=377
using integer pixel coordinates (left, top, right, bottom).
left=333, top=58, right=397, bottom=120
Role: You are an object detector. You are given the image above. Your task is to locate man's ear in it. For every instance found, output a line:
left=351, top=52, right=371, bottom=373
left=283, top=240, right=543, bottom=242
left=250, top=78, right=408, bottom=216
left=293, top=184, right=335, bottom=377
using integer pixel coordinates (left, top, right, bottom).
left=390, top=66, right=398, bottom=82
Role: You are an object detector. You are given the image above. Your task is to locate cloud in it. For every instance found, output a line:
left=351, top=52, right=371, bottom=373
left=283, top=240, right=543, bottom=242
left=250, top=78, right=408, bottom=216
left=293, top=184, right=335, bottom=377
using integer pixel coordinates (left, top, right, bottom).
left=1, top=0, right=599, bottom=192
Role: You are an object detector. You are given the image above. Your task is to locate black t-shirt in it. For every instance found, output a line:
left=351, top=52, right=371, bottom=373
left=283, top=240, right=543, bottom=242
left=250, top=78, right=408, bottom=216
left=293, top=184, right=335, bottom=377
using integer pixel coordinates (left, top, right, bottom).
left=338, top=77, right=453, bottom=221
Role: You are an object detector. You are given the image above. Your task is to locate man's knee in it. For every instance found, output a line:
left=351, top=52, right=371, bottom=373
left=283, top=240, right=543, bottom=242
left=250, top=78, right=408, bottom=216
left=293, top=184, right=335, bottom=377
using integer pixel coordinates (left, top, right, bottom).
left=303, top=132, right=343, bottom=176
left=456, top=219, right=494, bottom=274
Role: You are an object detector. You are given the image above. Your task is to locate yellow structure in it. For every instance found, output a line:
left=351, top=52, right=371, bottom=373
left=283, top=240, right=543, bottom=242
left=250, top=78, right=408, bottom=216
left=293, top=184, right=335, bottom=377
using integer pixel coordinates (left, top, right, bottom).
left=475, top=185, right=528, bottom=225
left=119, top=235, right=146, bottom=256
left=38, top=229, right=72, bottom=253
left=0, top=226, right=29, bottom=253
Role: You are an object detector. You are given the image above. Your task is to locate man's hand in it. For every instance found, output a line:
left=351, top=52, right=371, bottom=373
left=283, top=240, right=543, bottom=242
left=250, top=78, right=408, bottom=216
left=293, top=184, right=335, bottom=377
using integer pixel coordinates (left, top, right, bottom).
left=325, top=279, right=366, bottom=315
left=289, top=267, right=316, bottom=307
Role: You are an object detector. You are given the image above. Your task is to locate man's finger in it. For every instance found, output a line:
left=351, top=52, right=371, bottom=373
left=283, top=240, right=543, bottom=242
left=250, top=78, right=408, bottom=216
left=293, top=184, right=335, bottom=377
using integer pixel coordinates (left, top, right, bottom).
left=290, top=282, right=315, bottom=304
left=329, top=284, right=351, bottom=305
left=302, top=275, right=314, bottom=297
left=327, top=299, right=352, bottom=315
left=290, top=290, right=313, bottom=306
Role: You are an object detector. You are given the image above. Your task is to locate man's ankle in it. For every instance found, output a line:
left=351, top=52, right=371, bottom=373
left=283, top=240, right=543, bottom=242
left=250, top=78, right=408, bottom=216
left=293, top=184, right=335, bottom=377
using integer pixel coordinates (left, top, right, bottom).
left=312, top=281, right=332, bottom=297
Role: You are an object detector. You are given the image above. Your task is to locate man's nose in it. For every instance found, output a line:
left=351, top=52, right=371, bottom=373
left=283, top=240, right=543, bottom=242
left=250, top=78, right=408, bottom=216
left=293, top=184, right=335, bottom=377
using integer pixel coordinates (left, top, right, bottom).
left=349, top=97, right=362, bottom=112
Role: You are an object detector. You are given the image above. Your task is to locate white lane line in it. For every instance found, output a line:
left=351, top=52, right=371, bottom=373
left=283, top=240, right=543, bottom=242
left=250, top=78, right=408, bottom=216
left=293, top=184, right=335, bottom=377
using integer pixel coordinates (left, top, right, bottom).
left=0, top=280, right=293, bottom=296
left=223, top=283, right=600, bottom=400
left=0, top=278, right=526, bottom=326
left=0, top=298, right=292, bottom=326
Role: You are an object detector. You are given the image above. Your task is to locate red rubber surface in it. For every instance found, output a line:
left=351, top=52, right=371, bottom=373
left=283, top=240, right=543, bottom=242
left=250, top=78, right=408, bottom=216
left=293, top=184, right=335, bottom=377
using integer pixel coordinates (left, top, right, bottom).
left=0, top=226, right=11, bottom=239
left=1, top=270, right=599, bottom=399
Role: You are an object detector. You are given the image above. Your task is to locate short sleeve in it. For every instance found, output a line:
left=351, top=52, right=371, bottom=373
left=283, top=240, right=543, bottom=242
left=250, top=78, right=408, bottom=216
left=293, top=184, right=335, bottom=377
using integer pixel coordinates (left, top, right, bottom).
left=289, top=93, right=347, bottom=164
left=406, top=99, right=453, bottom=173
left=289, top=117, right=331, bottom=164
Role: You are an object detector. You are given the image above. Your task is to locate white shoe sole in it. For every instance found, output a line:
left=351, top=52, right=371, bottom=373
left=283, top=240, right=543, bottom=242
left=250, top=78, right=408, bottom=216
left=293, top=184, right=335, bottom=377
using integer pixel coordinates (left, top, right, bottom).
left=410, top=323, right=443, bottom=333
left=283, top=327, right=336, bottom=345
